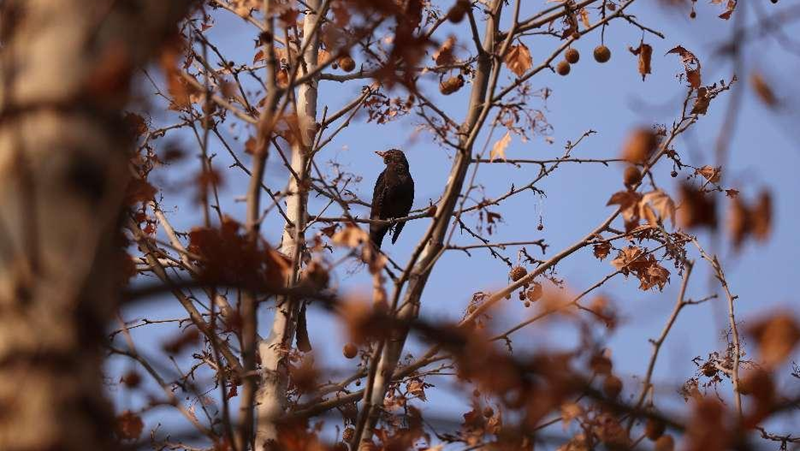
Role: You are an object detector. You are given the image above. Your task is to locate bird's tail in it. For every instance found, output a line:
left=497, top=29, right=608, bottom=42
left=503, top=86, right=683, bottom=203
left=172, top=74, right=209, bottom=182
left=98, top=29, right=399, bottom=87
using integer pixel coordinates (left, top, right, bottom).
left=295, top=302, right=312, bottom=352
left=370, top=223, right=389, bottom=249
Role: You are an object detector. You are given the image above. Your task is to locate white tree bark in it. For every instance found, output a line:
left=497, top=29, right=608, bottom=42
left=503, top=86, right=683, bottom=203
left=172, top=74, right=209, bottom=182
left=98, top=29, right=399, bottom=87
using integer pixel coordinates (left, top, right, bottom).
left=255, top=1, right=321, bottom=448
left=0, top=1, right=190, bottom=449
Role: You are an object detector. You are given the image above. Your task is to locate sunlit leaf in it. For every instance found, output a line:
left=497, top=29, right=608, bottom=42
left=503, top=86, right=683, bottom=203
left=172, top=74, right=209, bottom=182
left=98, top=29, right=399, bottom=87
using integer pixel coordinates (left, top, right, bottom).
left=667, top=45, right=702, bottom=88
left=629, top=41, right=652, bottom=81
left=490, top=131, right=512, bottom=162
left=504, top=43, right=532, bottom=77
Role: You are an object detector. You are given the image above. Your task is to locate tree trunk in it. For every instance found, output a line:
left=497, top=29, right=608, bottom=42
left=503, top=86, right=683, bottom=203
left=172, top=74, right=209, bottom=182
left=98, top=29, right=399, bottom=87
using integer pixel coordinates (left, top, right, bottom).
left=255, top=1, right=321, bottom=448
left=0, top=1, right=190, bottom=449
left=356, top=2, right=502, bottom=447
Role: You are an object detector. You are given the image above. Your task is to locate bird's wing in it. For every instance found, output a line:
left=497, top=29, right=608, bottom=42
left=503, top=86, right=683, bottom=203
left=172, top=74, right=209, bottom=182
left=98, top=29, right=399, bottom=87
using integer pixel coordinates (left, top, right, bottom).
left=370, top=170, right=390, bottom=248
left=370, top=170, right=387, bottom=218
left=391, top=177, right=414, bottom=244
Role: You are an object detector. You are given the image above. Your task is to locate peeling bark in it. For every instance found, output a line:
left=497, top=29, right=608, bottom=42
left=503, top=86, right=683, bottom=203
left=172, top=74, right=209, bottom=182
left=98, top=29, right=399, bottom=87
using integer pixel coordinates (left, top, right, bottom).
left=255, top=1, right=321, bottom=448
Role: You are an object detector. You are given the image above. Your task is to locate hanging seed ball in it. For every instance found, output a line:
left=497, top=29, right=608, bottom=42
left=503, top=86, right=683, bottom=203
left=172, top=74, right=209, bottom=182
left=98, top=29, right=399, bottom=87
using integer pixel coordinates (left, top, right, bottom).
left=524, top=301, right=531, bottom=308
left=594, top=45, right=611, bottom=63
left=565, top=48, right=580, bottom=64
left=654, top=435, right=675, bottom=451
left=518, top=291, right=526, bottom=301
left=343, top=343, right=358, bottom=359
left=623, top=165, right=642, bottom=187
left=510, top=266, right=528, bottom=281
left=645, top=418, right=666, bottom=441
left=343, top=427, right=355, bottom=442
left=690, top=10, right=697, bottom=18
left=671, top=170, right=678, bottom=178
left=482, top=406, right=494, bottom=418
left=603, top=374, right=623, bottom=398
left=537, top=223, right=544, bottom=231
left=556, top=60, right=571, bottom=76
left=439, top=75, right=465, bottom=95
left=338, top=56, right=356, bottom=72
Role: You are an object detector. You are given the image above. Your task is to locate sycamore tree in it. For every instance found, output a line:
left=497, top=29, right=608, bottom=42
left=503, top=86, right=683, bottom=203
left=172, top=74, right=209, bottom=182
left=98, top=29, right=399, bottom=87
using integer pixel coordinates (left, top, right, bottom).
left=1, top=0, right=799, bottom=450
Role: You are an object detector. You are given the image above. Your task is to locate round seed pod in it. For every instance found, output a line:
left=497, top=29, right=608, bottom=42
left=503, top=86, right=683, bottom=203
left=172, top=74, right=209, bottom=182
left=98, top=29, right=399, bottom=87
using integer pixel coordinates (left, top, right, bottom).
left=343, top=427, right=355, bottom=442
left=343, top=343, right=358, bottom=359
left=594, top=45, right=611, bottom=63
left=565, top=48, right=580, bottom=64
left=510, top=266, right=528, bottom=281
left=556, top=60, right=571, bottom=76
left=338, top=56, right=355, bottom=72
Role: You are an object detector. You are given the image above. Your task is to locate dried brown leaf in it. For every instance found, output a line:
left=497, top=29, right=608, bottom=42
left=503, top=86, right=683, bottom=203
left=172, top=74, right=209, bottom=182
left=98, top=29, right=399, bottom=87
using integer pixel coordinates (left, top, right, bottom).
left=696, top=165, right=721, bottom=183
left=629, top=41, right=652, bottom=81
left=728, top=195, right=749, bottom=248
left=607, top=190, right=643, bottom=230
left=678, top=183, right=717, bottom=230
left=751, top=190, right=772, bottom=242
left=621, top=128, right=658, bottom=164
left=692, top=87, right=710, bottom=115
left=748, top=313, right=800, bottom=368
left=640, top=189, right=676, bottom=226
left=667, top=45, right=702, bottom=88
left=751, top=72, right=778, bottom=108
left=490, top=131, right=512, bottom=162
left=433, top=36, right=457, bottom=66
left=579, top=8, right=591, bottom=29
left=125, top=179, right=157, bottom=205
left=332, top=224, right=370, bottom=248
left=593, top=241, right=612, bottom=260
left=504, top=43, right=532, bottom=77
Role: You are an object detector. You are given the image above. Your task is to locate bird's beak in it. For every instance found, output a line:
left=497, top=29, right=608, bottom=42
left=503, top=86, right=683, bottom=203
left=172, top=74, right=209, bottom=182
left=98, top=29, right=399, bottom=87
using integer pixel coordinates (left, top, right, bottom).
left=374, top=151, right=387, bottom=158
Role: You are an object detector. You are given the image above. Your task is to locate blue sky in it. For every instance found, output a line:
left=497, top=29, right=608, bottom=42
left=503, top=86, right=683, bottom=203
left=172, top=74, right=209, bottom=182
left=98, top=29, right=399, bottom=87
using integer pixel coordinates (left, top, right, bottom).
left=113, top=1, right=800, bottom=446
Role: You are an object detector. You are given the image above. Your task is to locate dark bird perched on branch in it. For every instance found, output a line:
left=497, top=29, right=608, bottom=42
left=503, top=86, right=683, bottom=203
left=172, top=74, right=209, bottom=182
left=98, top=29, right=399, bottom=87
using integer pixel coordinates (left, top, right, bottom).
left=370, top=149, right=414, bottom=249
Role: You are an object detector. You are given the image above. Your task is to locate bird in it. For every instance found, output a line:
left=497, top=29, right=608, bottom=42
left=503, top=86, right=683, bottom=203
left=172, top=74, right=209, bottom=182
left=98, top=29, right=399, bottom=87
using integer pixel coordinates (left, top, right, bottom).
left=370, top=149, right=414, bottom=249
